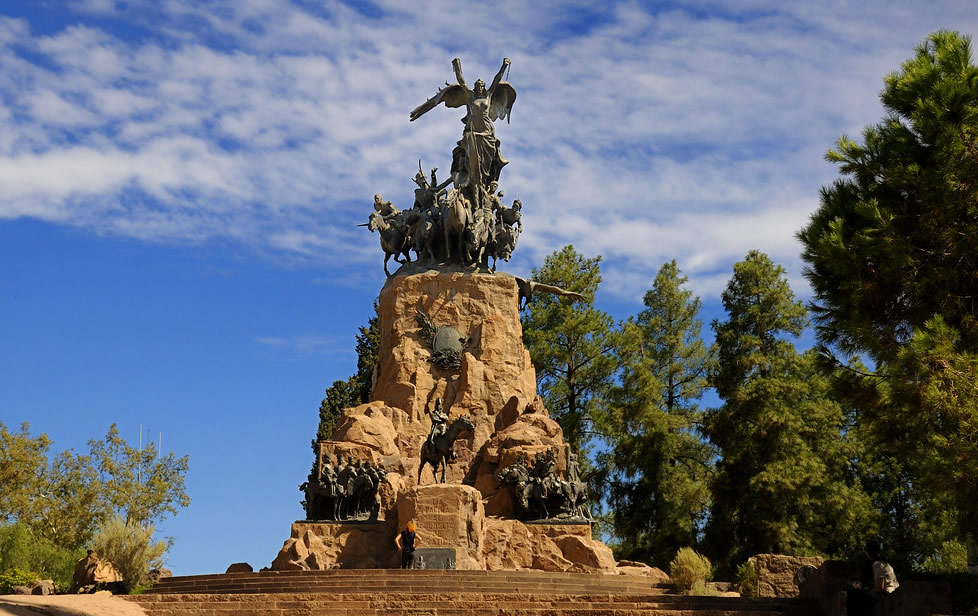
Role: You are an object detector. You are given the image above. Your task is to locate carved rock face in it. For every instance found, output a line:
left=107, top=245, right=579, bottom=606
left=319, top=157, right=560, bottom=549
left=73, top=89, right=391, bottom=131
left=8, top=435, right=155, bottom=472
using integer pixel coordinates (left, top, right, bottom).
left=276, top=270, right=617, bottom=573
left=374, top=269, right=537, bottom=429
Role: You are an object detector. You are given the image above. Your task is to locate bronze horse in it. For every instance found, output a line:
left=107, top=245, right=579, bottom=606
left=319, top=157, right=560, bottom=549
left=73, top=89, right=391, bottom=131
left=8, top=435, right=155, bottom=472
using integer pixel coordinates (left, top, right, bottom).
left=365, top=211, right=411, bottom=276
left=418, top=416, right=475, bottom=484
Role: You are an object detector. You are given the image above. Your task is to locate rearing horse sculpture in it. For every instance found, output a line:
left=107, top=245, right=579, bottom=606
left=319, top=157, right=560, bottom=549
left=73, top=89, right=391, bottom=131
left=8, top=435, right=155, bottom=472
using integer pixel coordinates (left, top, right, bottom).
left=365, top=211, right=411, bottom=276
left=418, top=415, right=475, bottom=484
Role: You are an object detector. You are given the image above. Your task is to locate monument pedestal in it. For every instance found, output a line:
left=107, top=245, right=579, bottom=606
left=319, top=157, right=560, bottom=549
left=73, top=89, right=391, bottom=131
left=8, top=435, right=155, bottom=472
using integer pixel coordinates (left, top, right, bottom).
left=274, top=271, right=618, bottom=573
left=397, top=484, right=485, bottom=570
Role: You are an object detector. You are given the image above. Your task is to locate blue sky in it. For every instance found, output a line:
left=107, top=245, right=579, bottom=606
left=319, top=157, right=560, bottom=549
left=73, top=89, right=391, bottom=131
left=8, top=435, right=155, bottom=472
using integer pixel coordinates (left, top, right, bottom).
left=2, top=1, right=976, bottom=575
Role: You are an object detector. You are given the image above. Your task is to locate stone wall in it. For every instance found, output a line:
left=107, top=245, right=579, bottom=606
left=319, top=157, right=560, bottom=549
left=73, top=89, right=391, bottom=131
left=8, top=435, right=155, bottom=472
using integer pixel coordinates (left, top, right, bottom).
left=752, top=553, right=824, bottom=598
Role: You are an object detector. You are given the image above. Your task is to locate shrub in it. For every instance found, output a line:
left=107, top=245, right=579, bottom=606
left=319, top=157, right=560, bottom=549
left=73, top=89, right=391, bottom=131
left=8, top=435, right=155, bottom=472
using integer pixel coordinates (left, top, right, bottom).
left=0, top=567, right=39, bottom=594
left=0, top=523, right=82, bottom=592
left=919, top=540, right=968, bottom=574
left=735, top=559, right=759, bottom=597
left=669, top=547, right=712, bottom=594
left=90, top=517, right=167, bottom=594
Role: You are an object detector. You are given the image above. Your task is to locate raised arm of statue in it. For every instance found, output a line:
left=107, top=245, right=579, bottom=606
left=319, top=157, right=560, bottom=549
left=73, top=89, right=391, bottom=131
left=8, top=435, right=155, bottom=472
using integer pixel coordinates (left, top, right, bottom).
left=452, top=57, right=467, bottom=90
left=488, top=58, right=510, bottom=95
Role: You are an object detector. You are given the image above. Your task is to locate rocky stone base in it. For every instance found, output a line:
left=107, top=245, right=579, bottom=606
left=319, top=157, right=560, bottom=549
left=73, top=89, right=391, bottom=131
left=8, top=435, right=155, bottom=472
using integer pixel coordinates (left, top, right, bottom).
left=272, top=520, right=398, bottom=570
left=278, top=270, right=620, bottom=574
left=273, top=484, right=616, bottom=572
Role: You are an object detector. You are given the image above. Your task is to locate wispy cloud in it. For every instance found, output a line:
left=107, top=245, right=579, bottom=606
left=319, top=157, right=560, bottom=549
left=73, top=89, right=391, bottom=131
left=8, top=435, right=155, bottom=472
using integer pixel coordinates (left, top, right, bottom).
left=1, top=2, right=975, bottom=302
left=254, top=333, right=347, bottom=357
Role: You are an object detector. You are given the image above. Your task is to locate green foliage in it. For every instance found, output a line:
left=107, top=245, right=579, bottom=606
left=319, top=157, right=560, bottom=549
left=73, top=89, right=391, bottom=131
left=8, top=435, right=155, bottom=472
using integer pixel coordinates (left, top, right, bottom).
left=353, top=303, right=381, bottom=402
left=669, top=547, right=712, bottom=594
left=919, top=540, right=968, bottom=574
left=521, top=245, right=619, bottom=454
left=799, top=30, right=978, bottom=364
left=595, top=261, right=712, bottom=566
left=91, top=517, right=167, bottom=594
left=704, top=252, right=872, bottom=572
left=30, top=449, right=106, bottom=551
left=88, top=425, right=190, bottom=529
left=0, top=567, right=39, bottom=594
left=735, top=560, right=759, bottom=597
left=799, top=29, right=978, bottom=546
left=313, top=303, right=380, bottom=449
left=0, top=422, right=51, bottom=526
left=0, top=523, right=82, bottom=593
left=0, top=421, right=188, bottom=584
left=315, top=378, right=359, bottom=446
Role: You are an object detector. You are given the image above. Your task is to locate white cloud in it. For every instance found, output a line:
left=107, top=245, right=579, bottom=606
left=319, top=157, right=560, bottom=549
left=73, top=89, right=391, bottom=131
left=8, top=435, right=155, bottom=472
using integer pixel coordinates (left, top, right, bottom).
left=0, top=1, right=976, bottom=302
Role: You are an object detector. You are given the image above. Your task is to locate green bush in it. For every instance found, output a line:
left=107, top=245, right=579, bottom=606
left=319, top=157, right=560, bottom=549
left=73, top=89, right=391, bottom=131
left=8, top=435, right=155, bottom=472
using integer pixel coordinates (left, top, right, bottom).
left=91, top=517, right=167, bottom=594
left=0, top=567, right=39, bottom=593
left=735, top=559, right=759, bottom=597
left=669, top=547, right=712, bottom=594
left=0, top=523, right=82, bottom=592
left=919, top=540, right=968, bottom=574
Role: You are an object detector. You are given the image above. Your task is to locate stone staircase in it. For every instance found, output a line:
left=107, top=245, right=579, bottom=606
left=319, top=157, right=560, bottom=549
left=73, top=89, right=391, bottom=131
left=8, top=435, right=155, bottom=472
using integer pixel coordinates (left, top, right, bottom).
left=130, top=569, right=820, bottom=615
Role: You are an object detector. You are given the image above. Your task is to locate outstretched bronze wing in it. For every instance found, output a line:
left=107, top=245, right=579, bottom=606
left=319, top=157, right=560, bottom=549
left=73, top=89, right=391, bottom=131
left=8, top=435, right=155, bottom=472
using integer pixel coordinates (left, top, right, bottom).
left=488, top=82, right=517, bottom=123
left=409, top=83, right=469, bottom=121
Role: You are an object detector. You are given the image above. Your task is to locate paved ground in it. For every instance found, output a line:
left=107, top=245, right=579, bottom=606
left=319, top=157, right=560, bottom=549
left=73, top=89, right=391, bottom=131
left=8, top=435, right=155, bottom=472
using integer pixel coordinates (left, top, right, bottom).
left=0, top=593, right=146, bottom=616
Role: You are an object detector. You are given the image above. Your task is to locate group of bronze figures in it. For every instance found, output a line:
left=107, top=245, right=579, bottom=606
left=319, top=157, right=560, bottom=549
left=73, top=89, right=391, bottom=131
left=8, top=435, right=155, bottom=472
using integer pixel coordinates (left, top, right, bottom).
left=302, top=399, right=591, bottom=523
left=364, top=57, right=523, bottom=275
left=495, top=449, right=591, bottom=522
left=301, top=455, right=388, bottom=522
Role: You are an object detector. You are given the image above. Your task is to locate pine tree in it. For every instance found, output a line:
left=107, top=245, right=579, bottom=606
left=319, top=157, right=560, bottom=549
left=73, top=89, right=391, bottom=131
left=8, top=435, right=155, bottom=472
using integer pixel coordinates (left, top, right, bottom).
left=704, top=251, right=871, bottom=572
left=521, top=245, right=618, bottom=454
left=798, top=30, right=978, bottom=542
left=313, top=303, right=380, bottom=448
left=596, top=261, right=712, bottom=566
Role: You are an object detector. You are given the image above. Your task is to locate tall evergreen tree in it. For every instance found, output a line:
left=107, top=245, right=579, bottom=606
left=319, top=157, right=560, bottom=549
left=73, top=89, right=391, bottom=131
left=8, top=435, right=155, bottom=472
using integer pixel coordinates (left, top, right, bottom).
left=596, top=261, right=713, bottom=566
left=704, top=251, right=871, bottom=572
left=521, top=245, right=618, bottom=454
left=313, top=303, right=380, bottom=448
left=798, top=30, right=978, bottom=542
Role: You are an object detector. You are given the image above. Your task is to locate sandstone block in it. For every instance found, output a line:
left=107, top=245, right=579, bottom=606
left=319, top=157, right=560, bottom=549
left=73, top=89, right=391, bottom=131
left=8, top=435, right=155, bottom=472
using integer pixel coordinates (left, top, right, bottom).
left=553, top=534, right=617, bottom=572
left=752, top=553, right=825, bottom=598
left=396, top=484, right=485, bottom=570
left=71, top=551, right=122, bottom=593
left=271, top=521, right=397, bottom=571
left=331, top=405, right=399, bottom=457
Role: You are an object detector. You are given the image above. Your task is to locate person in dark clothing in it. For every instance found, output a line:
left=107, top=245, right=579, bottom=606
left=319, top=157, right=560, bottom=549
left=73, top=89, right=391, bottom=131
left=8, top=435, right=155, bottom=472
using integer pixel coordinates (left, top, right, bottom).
left=395, top=521, right=420, bottom=569
left=847, top=539, right=899, bottom=615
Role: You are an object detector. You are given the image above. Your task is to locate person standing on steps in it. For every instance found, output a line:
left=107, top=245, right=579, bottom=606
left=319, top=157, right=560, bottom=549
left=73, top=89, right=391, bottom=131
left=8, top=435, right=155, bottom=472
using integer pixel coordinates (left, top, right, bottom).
left=395, top=521, right=420, bottom=569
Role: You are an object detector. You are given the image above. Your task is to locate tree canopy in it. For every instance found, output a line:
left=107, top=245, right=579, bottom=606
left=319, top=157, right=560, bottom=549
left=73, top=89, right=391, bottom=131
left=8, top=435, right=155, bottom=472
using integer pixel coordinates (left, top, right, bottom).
left=595, top=261, right=712, bottom=566
left=521, top=245, right=619, bottom=454
left=0, top=422, right=189, bottom=551
left=313, top=302, right=380, bottom=449
left=704, top=251, right=871, bottom=571
left=798, top=30, right=978, bottom=538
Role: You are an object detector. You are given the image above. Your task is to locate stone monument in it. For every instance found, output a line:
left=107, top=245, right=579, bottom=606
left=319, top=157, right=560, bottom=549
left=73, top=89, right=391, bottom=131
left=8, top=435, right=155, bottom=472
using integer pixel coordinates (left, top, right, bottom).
left=274, top=58, right=616, bottom=572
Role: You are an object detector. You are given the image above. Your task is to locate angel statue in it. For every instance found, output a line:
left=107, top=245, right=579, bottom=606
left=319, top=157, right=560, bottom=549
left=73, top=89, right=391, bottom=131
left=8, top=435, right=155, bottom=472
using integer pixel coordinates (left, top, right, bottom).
left=410, top=57, right=517, bottom=209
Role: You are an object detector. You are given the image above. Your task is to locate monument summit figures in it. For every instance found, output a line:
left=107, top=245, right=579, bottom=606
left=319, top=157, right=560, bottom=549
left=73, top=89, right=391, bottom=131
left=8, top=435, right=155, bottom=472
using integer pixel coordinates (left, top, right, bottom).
left=410, top=57, right=516, bottom=198
left=364, top=58, right=521, bottom=273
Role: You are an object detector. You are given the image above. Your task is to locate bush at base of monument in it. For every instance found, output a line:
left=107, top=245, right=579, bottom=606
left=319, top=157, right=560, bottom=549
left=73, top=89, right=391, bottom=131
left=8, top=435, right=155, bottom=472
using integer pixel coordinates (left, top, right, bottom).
left=90, top=517, right=166, bottom=593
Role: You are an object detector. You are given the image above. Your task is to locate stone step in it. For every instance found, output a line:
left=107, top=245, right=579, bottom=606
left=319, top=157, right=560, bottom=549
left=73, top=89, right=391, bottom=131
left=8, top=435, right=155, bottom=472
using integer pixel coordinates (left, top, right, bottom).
left=144, top=570, right=671, bottom=596
left=131, top=592, right=819, bottom=616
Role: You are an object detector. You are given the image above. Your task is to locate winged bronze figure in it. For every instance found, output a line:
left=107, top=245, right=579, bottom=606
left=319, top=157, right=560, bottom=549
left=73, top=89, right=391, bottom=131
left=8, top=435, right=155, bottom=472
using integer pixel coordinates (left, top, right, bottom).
left=410, top=58, right=517, bottom=196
